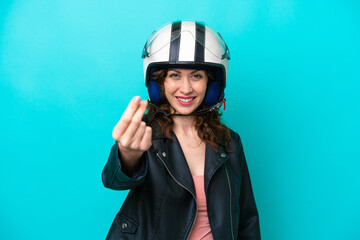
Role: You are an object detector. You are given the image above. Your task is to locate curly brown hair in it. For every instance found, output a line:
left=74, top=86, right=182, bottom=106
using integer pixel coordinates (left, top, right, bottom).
left=145, top=69, right=232, bottom=153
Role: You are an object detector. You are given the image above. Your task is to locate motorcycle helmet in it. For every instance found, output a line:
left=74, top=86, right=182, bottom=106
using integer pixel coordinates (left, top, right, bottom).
left=142, top=20, right=230, bottom=107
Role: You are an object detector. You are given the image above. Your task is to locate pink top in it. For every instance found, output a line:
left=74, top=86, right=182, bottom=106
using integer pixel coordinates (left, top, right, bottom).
left=188, top=175, right=214, bottom=240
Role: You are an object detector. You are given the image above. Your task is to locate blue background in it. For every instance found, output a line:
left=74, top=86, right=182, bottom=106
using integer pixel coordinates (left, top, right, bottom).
left=1, top=0, right=359, bottom=239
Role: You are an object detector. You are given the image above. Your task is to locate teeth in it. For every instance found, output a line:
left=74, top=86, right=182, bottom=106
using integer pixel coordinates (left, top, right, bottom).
left=177, top=97, right=194, bottom=103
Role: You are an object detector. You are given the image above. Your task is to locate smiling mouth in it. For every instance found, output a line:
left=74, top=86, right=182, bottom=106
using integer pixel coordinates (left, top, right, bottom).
left=176, top=97, right=196, bottom=103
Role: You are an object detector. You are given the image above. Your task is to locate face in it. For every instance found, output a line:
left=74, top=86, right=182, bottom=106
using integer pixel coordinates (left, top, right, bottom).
left=163, top=68, right=208, bottom=115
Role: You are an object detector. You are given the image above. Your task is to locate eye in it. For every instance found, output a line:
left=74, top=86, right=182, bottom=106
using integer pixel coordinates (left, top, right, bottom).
left=191, top=74, right=204, bottom=80
left=168, top=73, right=181, bottom=79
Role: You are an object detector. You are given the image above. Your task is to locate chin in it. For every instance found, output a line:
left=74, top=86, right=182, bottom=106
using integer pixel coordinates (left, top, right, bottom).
left=172, top=106, right=197, bottom=115
left=175, top=110, right=194, bottom=115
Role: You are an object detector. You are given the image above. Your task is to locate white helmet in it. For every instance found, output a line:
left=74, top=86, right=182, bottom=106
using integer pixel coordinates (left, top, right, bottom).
left=142, top=20, right=230, bottom=106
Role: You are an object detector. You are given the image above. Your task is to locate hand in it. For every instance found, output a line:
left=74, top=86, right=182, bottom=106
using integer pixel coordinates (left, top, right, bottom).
left=112, top=96, right=152, bottom=171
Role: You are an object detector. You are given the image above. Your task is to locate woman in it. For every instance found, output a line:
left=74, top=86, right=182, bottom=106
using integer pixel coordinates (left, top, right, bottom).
left=102, top=20, right=260, bottom=240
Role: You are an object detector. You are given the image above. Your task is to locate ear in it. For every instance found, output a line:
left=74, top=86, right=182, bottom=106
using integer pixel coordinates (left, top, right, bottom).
left=148, top=80, right=163, bottom=104
left=203, top=80, right=221, bottom=106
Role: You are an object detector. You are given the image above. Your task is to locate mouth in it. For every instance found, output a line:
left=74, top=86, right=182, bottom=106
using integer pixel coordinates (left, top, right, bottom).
left=176, top=97, right=196, bottom=105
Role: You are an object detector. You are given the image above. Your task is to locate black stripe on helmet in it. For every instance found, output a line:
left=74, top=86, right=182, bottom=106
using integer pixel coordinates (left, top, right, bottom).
left=195, top=22, right=205, bottom=63
left=169, top=21, right=182, bottom=63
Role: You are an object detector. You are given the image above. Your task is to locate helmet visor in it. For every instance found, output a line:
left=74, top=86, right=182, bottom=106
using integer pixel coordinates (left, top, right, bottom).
left=142, top=24, right=230, bottom=60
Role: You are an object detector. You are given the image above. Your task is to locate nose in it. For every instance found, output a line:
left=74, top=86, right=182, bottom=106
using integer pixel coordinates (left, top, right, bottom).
left=179, top=76, right=193, bottom=94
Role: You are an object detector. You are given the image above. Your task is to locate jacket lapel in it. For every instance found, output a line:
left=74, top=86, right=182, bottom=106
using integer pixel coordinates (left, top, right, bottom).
left=204, top=144, right=229, bottom=194
left=153, top=132, right=195, bottom=197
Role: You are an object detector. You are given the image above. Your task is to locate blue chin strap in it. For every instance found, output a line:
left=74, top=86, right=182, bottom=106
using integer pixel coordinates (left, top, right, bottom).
left=148, top=80, right=222, bottom=106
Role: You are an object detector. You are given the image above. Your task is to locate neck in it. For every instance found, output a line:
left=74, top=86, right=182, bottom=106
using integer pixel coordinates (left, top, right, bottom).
left=172, top=115, right=197, bottom=136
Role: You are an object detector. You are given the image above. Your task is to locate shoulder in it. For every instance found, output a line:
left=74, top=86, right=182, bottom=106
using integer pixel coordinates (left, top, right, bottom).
left=226, top=127, right=244, bottom=151
left=223, top=126, right=240, bottom=143
left=229, top=128, right=240, bottom=142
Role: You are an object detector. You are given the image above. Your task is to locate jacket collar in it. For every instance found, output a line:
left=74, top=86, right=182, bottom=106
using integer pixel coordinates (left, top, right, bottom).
left=152, top=131, right=229, bottom=197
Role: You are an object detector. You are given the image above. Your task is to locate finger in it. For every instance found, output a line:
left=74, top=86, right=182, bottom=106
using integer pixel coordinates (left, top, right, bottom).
left=113, top=96, right=141, bottom=140
left=122, top=100, right=148, bottom=139
left=130, top=121, right=147, bottom=148
left=132, top=100, right=148, bottom=122
left=139, top=126, right=152, bottom=151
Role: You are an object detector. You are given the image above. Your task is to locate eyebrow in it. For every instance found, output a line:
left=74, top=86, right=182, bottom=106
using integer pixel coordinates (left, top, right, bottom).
left=168, top=69, right=203, bottom=74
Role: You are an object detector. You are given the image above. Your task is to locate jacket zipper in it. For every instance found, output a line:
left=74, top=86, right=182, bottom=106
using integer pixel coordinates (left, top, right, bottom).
left=225, top=164, right=235, bottom=240
left=156, top=152, right=198, bottom=240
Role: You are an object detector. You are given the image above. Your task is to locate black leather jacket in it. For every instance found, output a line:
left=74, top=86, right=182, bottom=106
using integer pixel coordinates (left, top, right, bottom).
left=102, top=129, right=260, bottom=240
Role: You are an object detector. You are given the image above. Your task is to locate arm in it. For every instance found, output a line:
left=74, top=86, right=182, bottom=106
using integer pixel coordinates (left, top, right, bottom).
left=237, top=135, right=261, bottom=239
left=102, top=96, right=152, bottom=190
left=102, top=142, right=148, bottom=190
